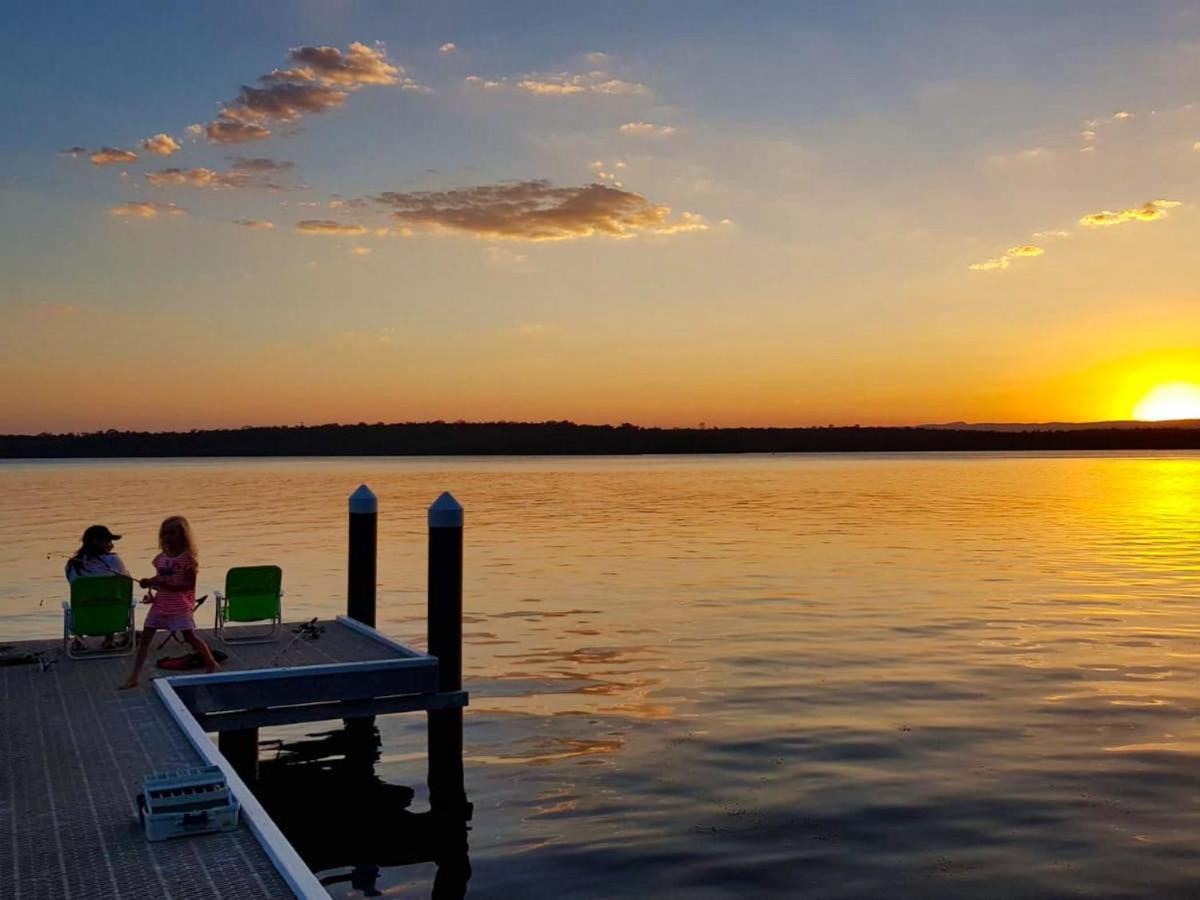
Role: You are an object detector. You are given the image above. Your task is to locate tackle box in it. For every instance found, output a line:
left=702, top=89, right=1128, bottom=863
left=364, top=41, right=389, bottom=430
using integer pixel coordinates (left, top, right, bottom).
left=137, top=765, right=240, bottom=841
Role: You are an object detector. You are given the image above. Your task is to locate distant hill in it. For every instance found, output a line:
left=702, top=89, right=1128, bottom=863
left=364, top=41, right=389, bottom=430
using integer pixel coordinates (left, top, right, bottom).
left=3, top=420, right=1200, bottom=458
left=922, top=419, right=1200, bottom=432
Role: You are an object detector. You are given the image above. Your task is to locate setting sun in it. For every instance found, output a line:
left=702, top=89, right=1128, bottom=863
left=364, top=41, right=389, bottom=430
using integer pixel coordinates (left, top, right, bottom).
left=1133, top=382, right=1200, bottom=421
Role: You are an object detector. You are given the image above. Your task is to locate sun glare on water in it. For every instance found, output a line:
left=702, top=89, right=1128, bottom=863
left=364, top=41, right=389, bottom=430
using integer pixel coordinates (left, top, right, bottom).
left=1133, top=382, right=1200, bottom=421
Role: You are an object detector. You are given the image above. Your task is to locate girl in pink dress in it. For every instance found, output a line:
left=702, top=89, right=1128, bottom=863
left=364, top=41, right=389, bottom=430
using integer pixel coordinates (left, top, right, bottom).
left=121, top=516, right=220, bottom=688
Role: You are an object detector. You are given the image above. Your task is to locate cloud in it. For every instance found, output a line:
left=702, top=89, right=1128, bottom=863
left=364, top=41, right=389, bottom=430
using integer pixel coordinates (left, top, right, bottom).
left=287, top=42, right=401, bottom=86
left=619, top=121, right=677, bottom=138
left=968, top=257, right=1010, bottom=272
left=439, top=42, right=457, bottom=54
left=350, top=246, right=372, bottom=255
left=22, top=302, right=88, bottom=321
left=109, top=201, right=187, bottom=219
left=1032, top=229, right=1071, bottom=239
left=185, top=123, right=205, bottom=137
left=373, top=179, right=708, bottom=241
left=62, top=146, right=88, bottom=158
left=145, top=159, right=292, bottom=190
left=90, top=147, right=137, bottom=165
left=145, top=167, right=243, bottom=188
left=206, top=119, right=272, bottom=144
left=1078, top=199, right=1182, bottom=227
left=968, top=245, right=1043, bottom=272
left=1193, top=141, right=1200, bottom=151
left=295, top=220, right=368, bottom=235
left=230, top=156, right=295, bottom=173
left=466, top=69, right=648, bottom=97
left=205, top=42, right=415, bottom=144
left=141, top=134, right=181, bottom=156
left=234, top=219, right=275, bottom=229
left=221, top=82, right=349, bottom=124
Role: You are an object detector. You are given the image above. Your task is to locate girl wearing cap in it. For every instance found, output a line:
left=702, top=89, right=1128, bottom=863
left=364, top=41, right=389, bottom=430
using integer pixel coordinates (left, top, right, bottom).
left=66, top=525, right=131, bottom=650
left=66, top=525, right=130, bottom=582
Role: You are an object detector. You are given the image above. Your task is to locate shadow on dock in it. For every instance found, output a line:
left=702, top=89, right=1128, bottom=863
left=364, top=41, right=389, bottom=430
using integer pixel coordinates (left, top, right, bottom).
left=253, top=716, right=472, bottom=898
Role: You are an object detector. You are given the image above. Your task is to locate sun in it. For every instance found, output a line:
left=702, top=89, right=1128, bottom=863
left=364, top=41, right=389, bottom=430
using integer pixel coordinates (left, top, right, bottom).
left=1133, top=382, right=1200, bottom=421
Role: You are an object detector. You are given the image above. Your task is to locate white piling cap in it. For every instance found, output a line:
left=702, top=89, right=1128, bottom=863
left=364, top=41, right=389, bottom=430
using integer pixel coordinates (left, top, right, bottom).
left=428, top=491, right=464, bottom=528
left=349, top=484, right=377, bottom=514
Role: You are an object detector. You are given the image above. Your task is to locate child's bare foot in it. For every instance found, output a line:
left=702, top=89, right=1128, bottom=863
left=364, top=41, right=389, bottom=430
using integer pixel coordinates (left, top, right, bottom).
left=118, top=677, right=139, bottom=690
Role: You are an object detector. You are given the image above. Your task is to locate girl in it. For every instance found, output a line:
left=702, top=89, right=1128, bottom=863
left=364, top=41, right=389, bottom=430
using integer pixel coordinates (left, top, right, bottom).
left=65, top=524, right=131, bottom=650
left=121, top=516, right=220, bottom=689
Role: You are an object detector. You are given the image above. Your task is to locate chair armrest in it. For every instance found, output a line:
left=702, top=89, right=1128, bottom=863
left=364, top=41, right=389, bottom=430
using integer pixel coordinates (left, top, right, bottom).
left=279, top=589, right=285, bottom=599
left=214, top=591, right=226, bottom=603
left=62, top=600, right=70, bottom=611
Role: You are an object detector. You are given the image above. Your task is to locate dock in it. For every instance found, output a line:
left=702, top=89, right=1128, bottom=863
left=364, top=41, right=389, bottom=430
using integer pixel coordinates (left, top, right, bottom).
left=0, top=489, right=470, bottom=899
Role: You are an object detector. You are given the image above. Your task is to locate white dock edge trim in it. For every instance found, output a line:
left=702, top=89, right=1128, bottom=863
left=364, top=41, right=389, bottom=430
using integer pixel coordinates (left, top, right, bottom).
left=154, top=679, right=331, bottom=900
left=335, top=615, right=432, bottom=659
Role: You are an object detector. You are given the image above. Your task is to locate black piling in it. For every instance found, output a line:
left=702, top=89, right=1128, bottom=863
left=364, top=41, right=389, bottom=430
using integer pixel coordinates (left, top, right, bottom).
left=426, top=492, right=469, bottom=816
left=218, top=728, right=259, bottom=785
left=348, top=484, right=378, bottom=627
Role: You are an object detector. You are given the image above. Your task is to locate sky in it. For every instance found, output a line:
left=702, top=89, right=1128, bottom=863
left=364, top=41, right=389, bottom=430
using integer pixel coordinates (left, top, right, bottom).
left=3, top=1, right=1200, bottom=433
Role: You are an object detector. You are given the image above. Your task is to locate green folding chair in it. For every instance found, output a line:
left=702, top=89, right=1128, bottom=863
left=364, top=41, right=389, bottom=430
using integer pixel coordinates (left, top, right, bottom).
left=214, top=565, right=283, bottom=644
left=62, top=575, right=136, bottom=659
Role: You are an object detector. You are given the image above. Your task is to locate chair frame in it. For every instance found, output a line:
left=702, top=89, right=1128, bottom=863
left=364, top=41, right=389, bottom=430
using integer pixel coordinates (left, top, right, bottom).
left=62, top=578, right=136, bottom=660
left=214, top=575, right=283, bottom=645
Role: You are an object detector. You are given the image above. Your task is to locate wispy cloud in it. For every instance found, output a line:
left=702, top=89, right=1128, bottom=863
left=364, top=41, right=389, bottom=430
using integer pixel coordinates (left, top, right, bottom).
left=109, top=201, right=187, bottom=219
left=373, top=180, right=707, bottom=241
left=1079, top=198, right=1182, bottom=227
left=619, top=121, right=677, bottom=138
left=295, top=220, right=368, bottom=235
left=141, top=134, right=181, bottom=157
left=465, top=68, right=648, bottom=97
left=968, top=245, right=1044, bottom=272
left=89, top=147, right=137, bottom=165
left=233, top=219, right=275, bottom=229
left=350, top=246, right=372, bottom=256
left=439, top=42, right=457, bottom=54
left=968, top=257, right=1010, bottom=272
left=230, top=156, right=295, bottom=174
left=145, top=158, right=293, bottom=190
left=971, top=198, right=1182, bottom=271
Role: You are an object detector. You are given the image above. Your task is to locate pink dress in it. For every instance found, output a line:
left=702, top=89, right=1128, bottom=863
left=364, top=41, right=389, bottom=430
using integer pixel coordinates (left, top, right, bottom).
left=144, top=552, right=198, bottom=631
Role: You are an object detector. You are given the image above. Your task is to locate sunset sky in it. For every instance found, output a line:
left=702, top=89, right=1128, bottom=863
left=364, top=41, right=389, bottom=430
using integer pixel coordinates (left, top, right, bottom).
left=3, top=2, right=1200, bottom=433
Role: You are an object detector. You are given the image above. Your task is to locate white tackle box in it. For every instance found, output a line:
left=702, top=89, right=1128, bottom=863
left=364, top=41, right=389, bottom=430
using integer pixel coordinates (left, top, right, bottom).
left=137, top=765, right=240, bottom=841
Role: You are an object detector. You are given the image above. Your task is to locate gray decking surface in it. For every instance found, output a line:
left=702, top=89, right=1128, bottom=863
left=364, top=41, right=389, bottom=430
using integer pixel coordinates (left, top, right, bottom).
left=0, top=620, right=412, bottom=899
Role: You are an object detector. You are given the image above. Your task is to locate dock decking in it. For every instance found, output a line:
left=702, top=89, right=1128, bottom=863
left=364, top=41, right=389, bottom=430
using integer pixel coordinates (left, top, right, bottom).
left=0, top=618, right=448, bottom=899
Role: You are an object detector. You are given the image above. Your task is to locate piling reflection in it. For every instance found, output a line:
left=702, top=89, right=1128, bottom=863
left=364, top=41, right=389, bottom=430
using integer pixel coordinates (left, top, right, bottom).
left=254, top=716, right=472, bottom=898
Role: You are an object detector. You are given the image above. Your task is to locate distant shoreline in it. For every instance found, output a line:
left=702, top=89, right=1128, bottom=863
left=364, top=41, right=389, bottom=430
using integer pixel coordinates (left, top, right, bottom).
left=4, top=421, right=1200, bottom=458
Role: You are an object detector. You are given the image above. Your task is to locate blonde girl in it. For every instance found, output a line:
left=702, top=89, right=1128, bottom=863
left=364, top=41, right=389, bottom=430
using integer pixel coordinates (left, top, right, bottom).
left=121, top=516, right=219, bottom=688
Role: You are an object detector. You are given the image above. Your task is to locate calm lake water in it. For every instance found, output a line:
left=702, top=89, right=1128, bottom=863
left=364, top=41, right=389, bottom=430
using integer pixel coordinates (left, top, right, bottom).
left=4, top=453, right=1200, bottom=897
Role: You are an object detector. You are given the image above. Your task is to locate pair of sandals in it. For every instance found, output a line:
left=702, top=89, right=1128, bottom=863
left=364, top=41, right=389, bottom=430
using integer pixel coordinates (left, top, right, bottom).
left=70, top=634, right=131, bottom=652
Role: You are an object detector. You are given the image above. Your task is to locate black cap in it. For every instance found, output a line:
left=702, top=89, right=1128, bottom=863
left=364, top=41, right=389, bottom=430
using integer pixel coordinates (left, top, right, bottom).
left=82, top=525, right=121, bottom=542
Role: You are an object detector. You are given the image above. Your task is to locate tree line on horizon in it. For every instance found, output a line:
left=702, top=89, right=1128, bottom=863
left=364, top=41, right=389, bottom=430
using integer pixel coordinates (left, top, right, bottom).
left=3, top=420, right=1200, bottom=457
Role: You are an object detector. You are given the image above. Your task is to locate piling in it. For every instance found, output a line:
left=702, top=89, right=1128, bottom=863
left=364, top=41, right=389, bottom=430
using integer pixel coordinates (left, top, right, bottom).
left=218, top=727, right=259, bottom=785
left=348, top=484, right=378, bottom=627
left=427, top=491, right=468, bottom=815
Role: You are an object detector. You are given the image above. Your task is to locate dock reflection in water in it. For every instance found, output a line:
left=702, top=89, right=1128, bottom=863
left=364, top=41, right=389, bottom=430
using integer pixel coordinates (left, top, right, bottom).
left=255, top=716, right=472, bottom=898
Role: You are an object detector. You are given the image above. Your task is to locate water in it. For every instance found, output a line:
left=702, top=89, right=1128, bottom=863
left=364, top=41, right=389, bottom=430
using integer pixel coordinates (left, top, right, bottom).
left=4, top=453, right=1200, bottom=897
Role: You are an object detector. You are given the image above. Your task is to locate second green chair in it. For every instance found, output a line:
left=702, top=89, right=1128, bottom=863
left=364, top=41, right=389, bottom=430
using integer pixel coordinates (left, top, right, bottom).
left=214, top=565, right=283, bottom=644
